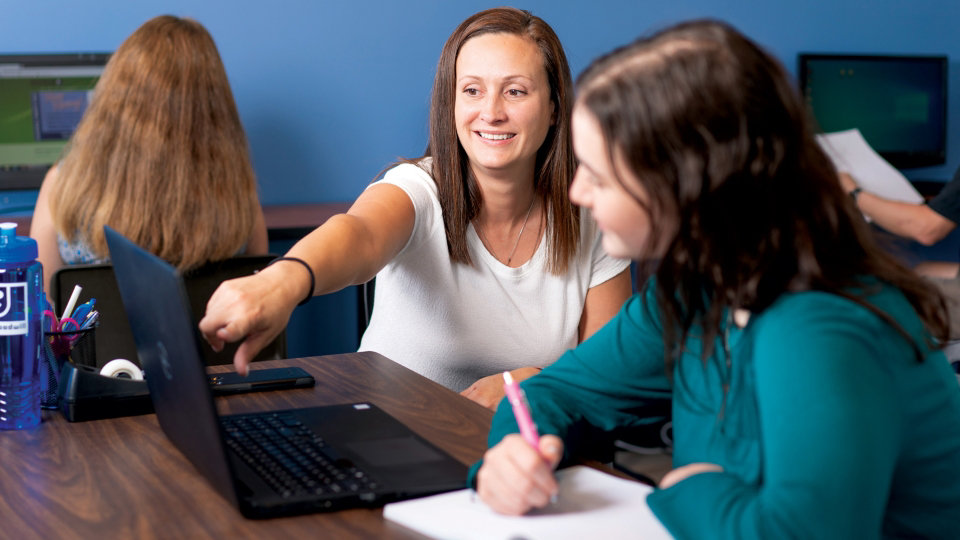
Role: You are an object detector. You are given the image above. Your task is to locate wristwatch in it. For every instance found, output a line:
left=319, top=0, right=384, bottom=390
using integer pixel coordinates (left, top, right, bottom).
left=848, top=187, right=863, bottom=202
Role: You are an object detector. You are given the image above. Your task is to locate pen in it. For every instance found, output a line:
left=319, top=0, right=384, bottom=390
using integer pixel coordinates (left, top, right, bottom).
left=71, top=298, right=96, bottom=324
left=79, top=311, right=99, bottom=330
left=504, top=371, right=558, bottom=504
left=502, top=371, right=540, bottom=449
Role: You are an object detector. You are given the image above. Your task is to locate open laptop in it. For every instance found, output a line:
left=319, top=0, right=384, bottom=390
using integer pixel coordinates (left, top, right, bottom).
left=103, top=226, right=468, bottom=519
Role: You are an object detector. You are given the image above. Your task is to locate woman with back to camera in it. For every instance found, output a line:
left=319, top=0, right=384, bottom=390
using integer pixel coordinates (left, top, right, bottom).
left=31, top=15, right=268, bottom=295
left=473, top=20, right=960, bottom=537
left=199, top=7, right=632, bottom=408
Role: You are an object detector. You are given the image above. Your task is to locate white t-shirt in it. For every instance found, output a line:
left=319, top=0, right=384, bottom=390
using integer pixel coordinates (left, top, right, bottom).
left=358, top=162, right=630, bottom=391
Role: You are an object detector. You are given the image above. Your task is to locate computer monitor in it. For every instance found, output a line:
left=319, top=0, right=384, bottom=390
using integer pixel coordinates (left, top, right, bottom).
left=798, top=53, right=948, bottom=170
left=0, top=53, right=110, bottom=190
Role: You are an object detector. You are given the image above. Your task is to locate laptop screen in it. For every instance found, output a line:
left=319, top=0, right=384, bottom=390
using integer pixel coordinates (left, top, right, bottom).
left=0, top=53, right=110, bottom=190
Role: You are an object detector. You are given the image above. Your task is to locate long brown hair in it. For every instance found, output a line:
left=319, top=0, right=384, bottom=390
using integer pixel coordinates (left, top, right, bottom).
left=576, top=20, right=949, bottom=365
left=420, top=7, right=578, bottom=274
left=51, top=15, right=260, bottom=271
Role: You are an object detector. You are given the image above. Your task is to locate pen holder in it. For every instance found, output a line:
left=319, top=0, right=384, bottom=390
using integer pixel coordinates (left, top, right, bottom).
left=42, top=326, right=97, bottom=409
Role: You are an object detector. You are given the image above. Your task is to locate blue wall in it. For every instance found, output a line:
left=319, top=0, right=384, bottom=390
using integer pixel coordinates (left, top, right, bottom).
left=3, top=0, right=960, bottom=209
left=3, top=1, right=960, bottom=354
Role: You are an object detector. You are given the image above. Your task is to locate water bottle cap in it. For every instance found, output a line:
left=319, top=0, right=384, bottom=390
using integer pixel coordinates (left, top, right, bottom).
left=0, top=222, right=38, bottom=263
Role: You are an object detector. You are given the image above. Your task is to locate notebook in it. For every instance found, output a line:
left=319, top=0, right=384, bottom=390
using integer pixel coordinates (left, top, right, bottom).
left=384, top=465, right=672, bottom=539
left=103, top=226, right=469, bottom=519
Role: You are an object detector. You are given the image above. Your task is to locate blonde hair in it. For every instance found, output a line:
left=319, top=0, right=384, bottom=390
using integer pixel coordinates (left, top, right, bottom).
left=51, top=15, right=259, bottom=271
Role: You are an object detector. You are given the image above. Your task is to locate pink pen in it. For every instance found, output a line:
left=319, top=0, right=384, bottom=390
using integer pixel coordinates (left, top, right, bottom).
left=502, top=371, right=540, bottom=449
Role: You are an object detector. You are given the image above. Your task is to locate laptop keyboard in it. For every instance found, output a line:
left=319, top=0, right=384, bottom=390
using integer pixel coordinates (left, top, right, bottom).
left=221, top=411, right=378, bottom=499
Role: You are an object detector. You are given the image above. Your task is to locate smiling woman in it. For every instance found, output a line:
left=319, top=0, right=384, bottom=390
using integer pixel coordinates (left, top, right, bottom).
left=454, top=33, right=554, bottom=193
left=454, top=32, right=555, bottom=267
left=199, top=7, right=633, bottom=411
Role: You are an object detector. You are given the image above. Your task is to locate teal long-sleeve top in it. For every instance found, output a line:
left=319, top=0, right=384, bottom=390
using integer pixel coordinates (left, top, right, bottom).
left=472, top=281, right=960, bottom=538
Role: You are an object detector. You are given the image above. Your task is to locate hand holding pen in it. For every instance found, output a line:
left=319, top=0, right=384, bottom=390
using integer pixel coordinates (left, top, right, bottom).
left=502, top=371, right=563, bottom=483
left=473, top=372, right=564, bottom=515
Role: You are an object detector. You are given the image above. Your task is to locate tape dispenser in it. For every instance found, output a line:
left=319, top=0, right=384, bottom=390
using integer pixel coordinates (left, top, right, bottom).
left=57, top=360, right=153, bottom=422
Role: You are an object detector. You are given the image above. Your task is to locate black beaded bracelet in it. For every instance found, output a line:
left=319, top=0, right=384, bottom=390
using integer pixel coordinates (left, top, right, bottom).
left=266, top=256, right=315, bottom=306
left=848, top=186, right=863, bottom=202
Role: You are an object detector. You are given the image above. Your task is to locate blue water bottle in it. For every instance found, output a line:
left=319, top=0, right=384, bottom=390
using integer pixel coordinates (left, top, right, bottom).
left=0, top=222, right=43, bottom=430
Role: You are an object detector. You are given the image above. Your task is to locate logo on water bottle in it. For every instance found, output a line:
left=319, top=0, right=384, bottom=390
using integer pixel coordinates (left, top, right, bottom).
left=0, top=282, right=28, bottom=336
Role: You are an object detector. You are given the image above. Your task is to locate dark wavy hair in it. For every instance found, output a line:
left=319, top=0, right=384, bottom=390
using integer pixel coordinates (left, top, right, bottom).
left=575, top=19, right=949, bottom=365
left=418, top=7, right=579, bottom=274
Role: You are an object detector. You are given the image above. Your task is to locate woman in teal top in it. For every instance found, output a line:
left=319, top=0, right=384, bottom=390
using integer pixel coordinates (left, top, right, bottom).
left=472, top=20, right=960, bottom=538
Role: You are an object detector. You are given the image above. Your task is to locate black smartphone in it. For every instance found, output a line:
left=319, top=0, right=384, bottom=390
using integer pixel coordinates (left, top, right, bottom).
left=207, top=367, right=316, bottom=395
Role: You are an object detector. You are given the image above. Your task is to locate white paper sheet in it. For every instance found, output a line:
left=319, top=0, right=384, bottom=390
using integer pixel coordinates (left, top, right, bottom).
left=383, top=465, right=673, bottom=540
left=816, top=128, right=923, bottom=204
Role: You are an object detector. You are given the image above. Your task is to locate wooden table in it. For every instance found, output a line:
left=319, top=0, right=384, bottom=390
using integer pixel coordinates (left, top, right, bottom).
left=0, top=352, right=493, bottom=539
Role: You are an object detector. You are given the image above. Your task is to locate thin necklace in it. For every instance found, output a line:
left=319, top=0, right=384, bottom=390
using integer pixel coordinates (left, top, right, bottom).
left=476, top=198, right=536, bottom=266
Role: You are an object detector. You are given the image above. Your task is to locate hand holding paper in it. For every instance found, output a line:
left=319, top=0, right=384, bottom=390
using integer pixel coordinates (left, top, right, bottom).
left=817, top=128, right=923, bottom=204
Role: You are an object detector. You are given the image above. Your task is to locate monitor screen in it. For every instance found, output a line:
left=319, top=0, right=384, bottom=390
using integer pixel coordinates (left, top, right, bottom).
left=798, top=53, right=947, bottom=169
left=0, top=53, right=110, bottom=190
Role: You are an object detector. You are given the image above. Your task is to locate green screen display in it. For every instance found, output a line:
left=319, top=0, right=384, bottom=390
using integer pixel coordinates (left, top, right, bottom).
left=0, top=54, right=107, bottom=189
left=800, top=54, right=947, bottom=169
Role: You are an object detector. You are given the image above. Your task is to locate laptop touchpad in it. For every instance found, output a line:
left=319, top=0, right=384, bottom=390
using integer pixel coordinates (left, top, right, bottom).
left=347, top=436, right=445, bottom=467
